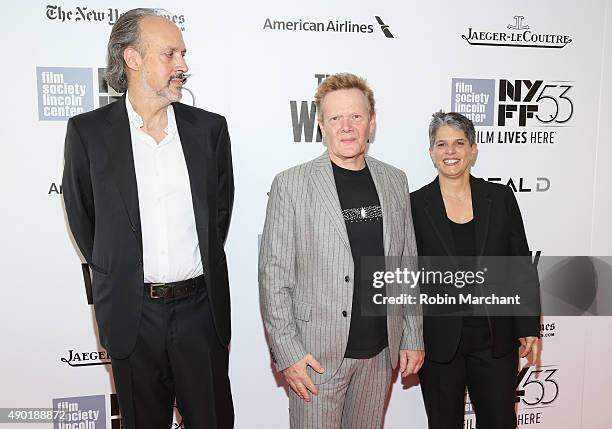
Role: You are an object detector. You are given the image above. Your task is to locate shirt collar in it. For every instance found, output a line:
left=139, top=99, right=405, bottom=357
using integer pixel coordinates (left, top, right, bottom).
left=125, top=91, right=178, bottom=134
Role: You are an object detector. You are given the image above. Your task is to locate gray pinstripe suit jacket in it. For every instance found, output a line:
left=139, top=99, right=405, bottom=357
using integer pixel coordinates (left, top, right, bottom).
left=259, top=153, right=424, bottom=384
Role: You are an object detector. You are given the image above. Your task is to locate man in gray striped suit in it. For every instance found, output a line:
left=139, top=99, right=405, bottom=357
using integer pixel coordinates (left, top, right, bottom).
left=259, top=73, right=424, bottom=428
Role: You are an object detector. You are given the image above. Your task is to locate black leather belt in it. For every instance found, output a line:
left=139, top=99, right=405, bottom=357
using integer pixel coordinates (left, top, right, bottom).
left=145, top=275, right=205, bottom=299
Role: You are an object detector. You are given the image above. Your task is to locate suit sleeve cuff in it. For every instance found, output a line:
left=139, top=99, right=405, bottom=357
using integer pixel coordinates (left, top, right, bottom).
left=400, top=319, right=424, bottom=350
left=270, top=339, right=308, bottom=372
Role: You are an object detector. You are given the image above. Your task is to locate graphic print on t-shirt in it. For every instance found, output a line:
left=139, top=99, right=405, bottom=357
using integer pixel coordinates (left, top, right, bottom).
left=341, top=205, right=383, bottom=223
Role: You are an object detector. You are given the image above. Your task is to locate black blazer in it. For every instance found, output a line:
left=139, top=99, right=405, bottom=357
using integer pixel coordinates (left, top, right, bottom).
left=62, top=95, right=234, bottom=359
left=410, top=175, right=540, bottom=362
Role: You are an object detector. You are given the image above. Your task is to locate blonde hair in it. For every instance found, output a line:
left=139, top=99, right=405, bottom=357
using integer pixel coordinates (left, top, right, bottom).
left=314, top=73, right=375, bottom=122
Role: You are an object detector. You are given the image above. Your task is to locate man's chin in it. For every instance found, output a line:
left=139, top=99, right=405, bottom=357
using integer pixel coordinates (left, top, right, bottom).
left=161, top=89, right=182, bottom=103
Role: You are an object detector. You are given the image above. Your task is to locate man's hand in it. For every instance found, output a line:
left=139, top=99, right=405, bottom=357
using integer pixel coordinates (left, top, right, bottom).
left=282, top=353, right=325, bottom=401
left=399, top=349, right=425, bottom=378
left=519, top=336, right=541, bottom=362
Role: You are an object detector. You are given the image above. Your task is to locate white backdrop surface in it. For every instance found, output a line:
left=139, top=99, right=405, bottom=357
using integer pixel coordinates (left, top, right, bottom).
left=1, top=1, right=611, bottom=428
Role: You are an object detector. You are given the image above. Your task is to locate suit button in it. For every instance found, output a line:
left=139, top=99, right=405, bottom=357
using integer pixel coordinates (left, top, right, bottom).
left=344, top=276, right=350, bottom=283
left=342, top=310, right=347, bottom=317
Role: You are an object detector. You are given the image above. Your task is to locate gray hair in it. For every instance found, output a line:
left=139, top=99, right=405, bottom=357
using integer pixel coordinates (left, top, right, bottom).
left=428, top=111, right=476, bottom=148
left=105, top=8, right=166, bottom=93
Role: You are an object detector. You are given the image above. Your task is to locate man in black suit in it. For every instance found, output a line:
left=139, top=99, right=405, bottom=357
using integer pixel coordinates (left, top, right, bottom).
left=62, top=8, right=234, bottom=428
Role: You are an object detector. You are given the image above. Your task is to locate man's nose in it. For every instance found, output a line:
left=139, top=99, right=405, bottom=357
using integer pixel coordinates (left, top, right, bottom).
left=339, top=117, right=352, bottom=132
left=175, top=55, right=188, bottom=73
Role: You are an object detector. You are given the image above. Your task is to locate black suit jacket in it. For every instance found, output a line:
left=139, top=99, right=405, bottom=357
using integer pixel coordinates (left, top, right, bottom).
left=410, top=175, right=540, bottom=362
left=62, top=95, right=234, bottom=359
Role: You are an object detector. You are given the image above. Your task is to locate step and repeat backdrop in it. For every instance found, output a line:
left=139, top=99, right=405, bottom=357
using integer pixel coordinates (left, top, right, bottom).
left=2, top=0, right=612, bottom=428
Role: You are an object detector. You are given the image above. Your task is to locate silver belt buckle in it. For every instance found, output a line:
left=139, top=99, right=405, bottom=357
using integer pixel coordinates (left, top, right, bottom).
left=149, top=283, right=168, bottom=299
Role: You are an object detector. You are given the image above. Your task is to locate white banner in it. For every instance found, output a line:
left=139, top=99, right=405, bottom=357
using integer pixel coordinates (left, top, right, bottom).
left=1, top=0, right=611, bottom=428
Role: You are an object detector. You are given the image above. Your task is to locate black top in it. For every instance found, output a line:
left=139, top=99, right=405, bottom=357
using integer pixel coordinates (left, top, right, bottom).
left=448, top=218, right=476, bottom=257
left=448, top=218, right=489, bottom=329
left=332, top=161, right=388, bottom=359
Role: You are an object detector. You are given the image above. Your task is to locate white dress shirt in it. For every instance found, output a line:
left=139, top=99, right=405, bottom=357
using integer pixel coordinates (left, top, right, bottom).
left=126, top=94, right=203, bottom=283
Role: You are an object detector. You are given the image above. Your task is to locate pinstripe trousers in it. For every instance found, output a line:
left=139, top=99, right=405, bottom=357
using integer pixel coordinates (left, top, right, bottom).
left=289, top=348, right=392, bottom=429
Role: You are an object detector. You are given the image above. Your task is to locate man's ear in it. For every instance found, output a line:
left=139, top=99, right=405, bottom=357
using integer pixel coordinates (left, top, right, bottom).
left=123, top=47, right=142, bottom=72
left=368, top=112, right=376, bottom=141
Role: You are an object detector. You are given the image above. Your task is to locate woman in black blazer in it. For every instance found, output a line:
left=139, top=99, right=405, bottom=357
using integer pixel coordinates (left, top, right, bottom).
left=410, top=111, right=540, bottom=429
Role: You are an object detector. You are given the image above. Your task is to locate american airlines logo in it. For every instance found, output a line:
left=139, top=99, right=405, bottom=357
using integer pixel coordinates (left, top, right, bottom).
left=375, top=16, right=394, bottom=38
left=264, top=16, right=396, bottom=38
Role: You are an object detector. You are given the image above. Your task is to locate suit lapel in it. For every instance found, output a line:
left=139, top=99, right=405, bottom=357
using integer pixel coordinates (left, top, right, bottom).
left=422, top=177, right=456, bottom=258
left=104, top=95, right=142, bottom=251
left=174, top=103, right=211, bottom=271
left=470, top=175, right=491, bottom=256
left=103, top=99, right=212, bottom=270
left=367, top=157, right=392, bottom=256
left=310, top=153, right=351, bottom=252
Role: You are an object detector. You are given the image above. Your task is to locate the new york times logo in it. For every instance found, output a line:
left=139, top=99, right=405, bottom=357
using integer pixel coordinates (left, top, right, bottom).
left=46, top=5, right=186, bottom=30
left=60, top=349, right=111, bottom=367
left=462, top=15, right=572, bottom=49
left=264, top=16, right=395, bottom=38
left=290, top=74, right=328, bottom=143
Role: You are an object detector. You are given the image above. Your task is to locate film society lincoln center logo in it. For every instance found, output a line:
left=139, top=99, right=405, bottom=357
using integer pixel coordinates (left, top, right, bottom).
left=37, top=67, right=94, bottom=121
left=37, top=67, right=126, bottom=122
left=52, top=395, right=105, bottom=429
left=51, top=394, right=137, bottom=429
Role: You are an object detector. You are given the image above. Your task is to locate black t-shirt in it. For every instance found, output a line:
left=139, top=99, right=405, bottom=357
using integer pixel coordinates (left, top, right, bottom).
left=332, top=161, right=388, bottom=359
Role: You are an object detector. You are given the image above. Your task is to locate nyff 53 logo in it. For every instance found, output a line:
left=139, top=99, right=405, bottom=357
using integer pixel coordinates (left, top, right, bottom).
left=452, top=78, right=574, bottom=128
left=497, top=79, right=573, bottom=127
left=516, top=365, right=560, bottom=407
